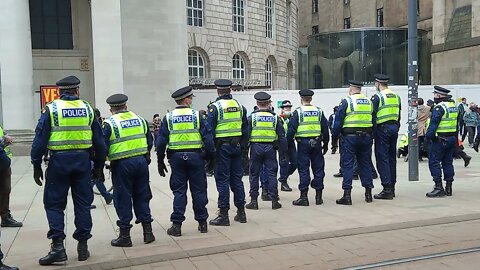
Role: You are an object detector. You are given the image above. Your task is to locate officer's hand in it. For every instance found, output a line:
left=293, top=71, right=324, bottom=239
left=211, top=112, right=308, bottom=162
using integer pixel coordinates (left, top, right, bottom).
left=205, top=158, right=215, bottom=173
left=158, top=160, right=168, bottom=177
left=322, top=143, right=329, bottom=155
left=474, top=140, right=479, bottom=152
left=145, top=154, right=152, bottom=165
left=92, top=167, right=105, bottom=182
left=33, top=166, right=43, bottom=186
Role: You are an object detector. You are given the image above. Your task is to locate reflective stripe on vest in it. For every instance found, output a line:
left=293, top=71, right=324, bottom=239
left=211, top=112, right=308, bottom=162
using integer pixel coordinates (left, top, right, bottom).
left=343, top=94, right=373, bottom=128
left=106, top=111, right=148, bottom=161
left=212, top=99, right=243, bottom=138
left=167, top=108, right=203, bottom=150
left=250, top=111, right=277, bottom=142
left=0, top=126, right=12, bottom=158
left=295, top=105, right=322, bottom=138
left=376, top=89, right=400, bottom=124
left=436, top=101, right=458, bottom=133
left=47, top=99, right=93, bottom=150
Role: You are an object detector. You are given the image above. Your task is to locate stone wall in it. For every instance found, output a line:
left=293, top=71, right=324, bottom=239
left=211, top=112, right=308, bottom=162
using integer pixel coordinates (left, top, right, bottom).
left=432, top=45, right=480, bottom=84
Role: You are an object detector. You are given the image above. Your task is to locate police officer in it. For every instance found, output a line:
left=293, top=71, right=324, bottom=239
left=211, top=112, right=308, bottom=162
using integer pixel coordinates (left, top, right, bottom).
left=31, top=76, right=106, bottom=265
left=425, top=86, right=459, bottom=197
left=278, top=100, right=296, bottom=192
left=0, top=126, right=23, bottom=228
left=287, top=90, right=329, bottom=206
left=332, top=80, right=374, bottom=205
left=208, top=79, right=248, bottom=226
left=156, top=86, right=215, bottom=236
left=245, top=92, right=286, bottom=210
left=371, top=74, right=401, bottom=200
left=0, top=146, right=18, bottom=270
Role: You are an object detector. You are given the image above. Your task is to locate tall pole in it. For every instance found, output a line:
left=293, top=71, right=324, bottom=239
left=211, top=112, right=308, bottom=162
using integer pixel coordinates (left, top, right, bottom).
left=407, top=0, right=419, bottom=181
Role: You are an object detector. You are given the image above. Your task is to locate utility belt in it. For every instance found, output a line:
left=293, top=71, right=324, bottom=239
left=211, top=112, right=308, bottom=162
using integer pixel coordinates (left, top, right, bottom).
left=50, top=149, right=89, bottom=156
left=296, top=136, right=321, bottom=148
left=167, top=148, right=202, bottom=159
left=377, top=120, right=398, bottom=126
left=251, top=140, right=279, bottom=150
left=216, top=136, right=241, bottom=147
left=342, top=128, right=372, bottom=137
left=437, top=132, right=456, bottom=138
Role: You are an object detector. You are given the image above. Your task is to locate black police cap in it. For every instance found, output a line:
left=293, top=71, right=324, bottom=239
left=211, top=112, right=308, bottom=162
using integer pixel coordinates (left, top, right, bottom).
left=214, top=79, right=233, bottom=89
left=281, top=100, right=293, bottom=108
left=374, top=74, right=390, bottom=83
left=106, top=94, right=128, bottom=107
left=299, top=89, right=314, bottom=97
left=349, top=80, right=364, bottom=87
left=171, top=86, right=194, bottom=101
left=254, top=92, right=271, bottom=102
left=433, top=86, right=451, bottom=95
left=56, top=75, right=80, bottom=90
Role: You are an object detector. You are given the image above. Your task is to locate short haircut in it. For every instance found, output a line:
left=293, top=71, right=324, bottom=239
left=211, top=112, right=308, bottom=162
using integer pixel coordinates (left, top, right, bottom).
left=417, top=98, right=424, bottom=105
left=301, top=96, right=312, bottom=103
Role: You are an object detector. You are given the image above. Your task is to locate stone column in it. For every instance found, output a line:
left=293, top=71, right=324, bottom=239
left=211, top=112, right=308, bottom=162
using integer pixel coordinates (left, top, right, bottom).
left=432, top=0, right=447, bottom=45
left=90, top=0, right=125, bottom=115
left=472, top=0, right=480, bottom=37
left=0, top=0, right=34, bottom=130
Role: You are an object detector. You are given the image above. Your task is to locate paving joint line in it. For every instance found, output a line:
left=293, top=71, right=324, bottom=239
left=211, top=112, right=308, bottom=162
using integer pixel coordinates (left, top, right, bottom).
left=60, top=213, right=480, bottom=270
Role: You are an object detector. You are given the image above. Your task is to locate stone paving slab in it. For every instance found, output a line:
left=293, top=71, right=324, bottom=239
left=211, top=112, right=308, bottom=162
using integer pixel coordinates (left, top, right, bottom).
left=2, top=148, right=480, bottom=269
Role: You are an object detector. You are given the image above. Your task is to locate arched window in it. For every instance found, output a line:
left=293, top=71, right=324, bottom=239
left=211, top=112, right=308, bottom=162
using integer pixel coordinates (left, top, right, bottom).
left=265, top=59, right=273, bottom=88
left=313, top=65, right=323, bottom=89
left=341, top=61, right=354, bottom=86
left=232, top=54, right=246, bottom=79
left=188, top=49, right=205, bottom=78
left=287, top=59, right=293, bottom=89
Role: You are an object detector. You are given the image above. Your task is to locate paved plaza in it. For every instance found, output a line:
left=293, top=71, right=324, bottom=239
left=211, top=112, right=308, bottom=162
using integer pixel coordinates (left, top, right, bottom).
left=2, top=149, right=480, bottom=269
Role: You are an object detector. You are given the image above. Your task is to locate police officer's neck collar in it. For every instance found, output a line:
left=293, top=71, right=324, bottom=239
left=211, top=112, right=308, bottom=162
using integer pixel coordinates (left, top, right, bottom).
left=256, top=108, right=273, bottom=113
left=218, top=94, right=233, bottom=100
left=176, top=105, right=190, bottom=109
left=113, top=109, right=128, bottom=114
left=60, top=94, right=79, bottom=100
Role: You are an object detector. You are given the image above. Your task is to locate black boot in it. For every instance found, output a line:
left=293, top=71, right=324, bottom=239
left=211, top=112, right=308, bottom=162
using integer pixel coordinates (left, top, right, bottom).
left=426, top=182, right=446, bottom=198
left=38, top=238, right=67, bottom=266
left=167, top=223, right=182, bottom=237
left=261, top=189, right=272, bottom=201
left=315, top=189, right=323, bottom=205
left=445, top=182, right=453, bottom=196
left=198, top=220, right=208, bottom=233
left=464, top=155, right=472, bottom=167
left=77, top=240, right=90, bottom=261
left=333, top=172, right=343, bottom=178
left=353, top=174, right=359, bottom=180
left=1, top=214, right=23, bottom=228
left=234, top=206, right=247, bottom=223
left=209, top=208, right=230, bottom=226
left=272, top=198, right=282, bottom=210
left=292, top=190, right=309, bottom=206
left=0, top=262, right=19, bottom=270
left=245, top=196, right=259, bottom=210
left=280, top=181, right=292, bottom=192
left=111, top=228, right=133, bottom=247
left=331, top=147, right=337, bottom=154
left=336, top=190, right=352, bottom=205
left=142, top=223, right=156, bottom=244
left=373, top=186, right=393, bottom=200
left=365, top=188, right=373, bottom=203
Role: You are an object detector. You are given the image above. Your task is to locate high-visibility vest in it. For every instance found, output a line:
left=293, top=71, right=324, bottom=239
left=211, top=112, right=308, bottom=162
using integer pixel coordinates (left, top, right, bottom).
left=295, top=105, right=322, bottom=138
left=212, top=99, right=243, bottom=138
left=435, top=101, right=458, bottom=133
left=343, top=94, right=373, bottom=128
left=399, top=132, right=409, bottom=148
left=0, top=126, right=12, bottom=158
left=167, top=108, right=203, bottom=150
left=47, top=99, right=93, bottom=150
left=105, top=111, right=148, bottom=161
left=375, top=89, right=400, bottom=124
left=250, top=111, right=277, bottom=143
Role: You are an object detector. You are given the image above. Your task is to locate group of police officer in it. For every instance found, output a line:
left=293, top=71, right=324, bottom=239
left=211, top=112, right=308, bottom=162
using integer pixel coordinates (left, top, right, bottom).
left=0, top=72, right=459, bottom=269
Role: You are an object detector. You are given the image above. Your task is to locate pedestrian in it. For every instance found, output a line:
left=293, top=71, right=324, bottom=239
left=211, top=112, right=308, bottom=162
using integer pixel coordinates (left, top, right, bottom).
left=371, top=74, right=401, bottom=200
left=207, top=79, right=248, bottom=226
left=156, top=86, right=215, bottom=237
left=458, top=97, right=467, bottom=140
left=0, top=145, right=19, bottom=270
left=454, top=139, right=471, bottom=167
left=332, top=80, right=374, bottom=205
left=31, top=76, right=106, bottom=265
left=417, top=98, right=431, bottom=159
left=102, top=94, right=155, bottom=247
left=463, top=103, right=478, bottom=147
left=278, top=100, right=296, bottom=191
left=328, top=106, right=339, bottom=154
left=287, top=89, right=329, bottom=206
left=152, top=114, right=161, bottom=149
left=0, top=126, right=23, bottom=228
left=245, top=92, right=287, bottom=210
left=425, top=86, right=459, bottom=197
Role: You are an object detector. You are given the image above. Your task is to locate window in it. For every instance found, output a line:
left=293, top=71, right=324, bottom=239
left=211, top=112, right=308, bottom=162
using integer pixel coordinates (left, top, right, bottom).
left=417, top=0, right=420, bottom=15
left=376, top=8, right=384, bottom=27
left=312, top=0, right=318, bottom=13
left=343, top=17, right=351, bottom=29
left=312, top=25, right=319, bottom=35
left=344, top=0, right=350, bottom=4
left=188, top=50, right=205, bottom=78
left=313, top=65, right=323, bottom=89
left=265, top=0, right=273, bottom=38
left=232, top=54, right=246, bottom=80
left=233, top=0, right=245, bottom=32
left=286, top=1, right=291, bottom=44
left=187, top=0, right=203, bottom=27
left=265, top=59, right=272, bottom=87
left=29, top=0, right=73, bottom=49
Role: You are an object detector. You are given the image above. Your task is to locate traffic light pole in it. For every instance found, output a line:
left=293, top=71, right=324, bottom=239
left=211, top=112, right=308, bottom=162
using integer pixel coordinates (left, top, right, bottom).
left=407, top=0, right=419, bottom=181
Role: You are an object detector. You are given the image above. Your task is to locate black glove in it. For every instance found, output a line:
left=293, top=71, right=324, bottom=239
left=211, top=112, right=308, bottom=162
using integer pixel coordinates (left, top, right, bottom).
left=145, top=153, right=152, bottom=165
left=322, top=142, right=329, bottom=155
left=92, top=167, right=105, bottom=182
left=158, top=160, right=168, bottom=177
left=474, top=140, right=479, bottom=152
left=33, top=165, right=43, bottom=186
left=205, top=158, right=215, bottom=173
